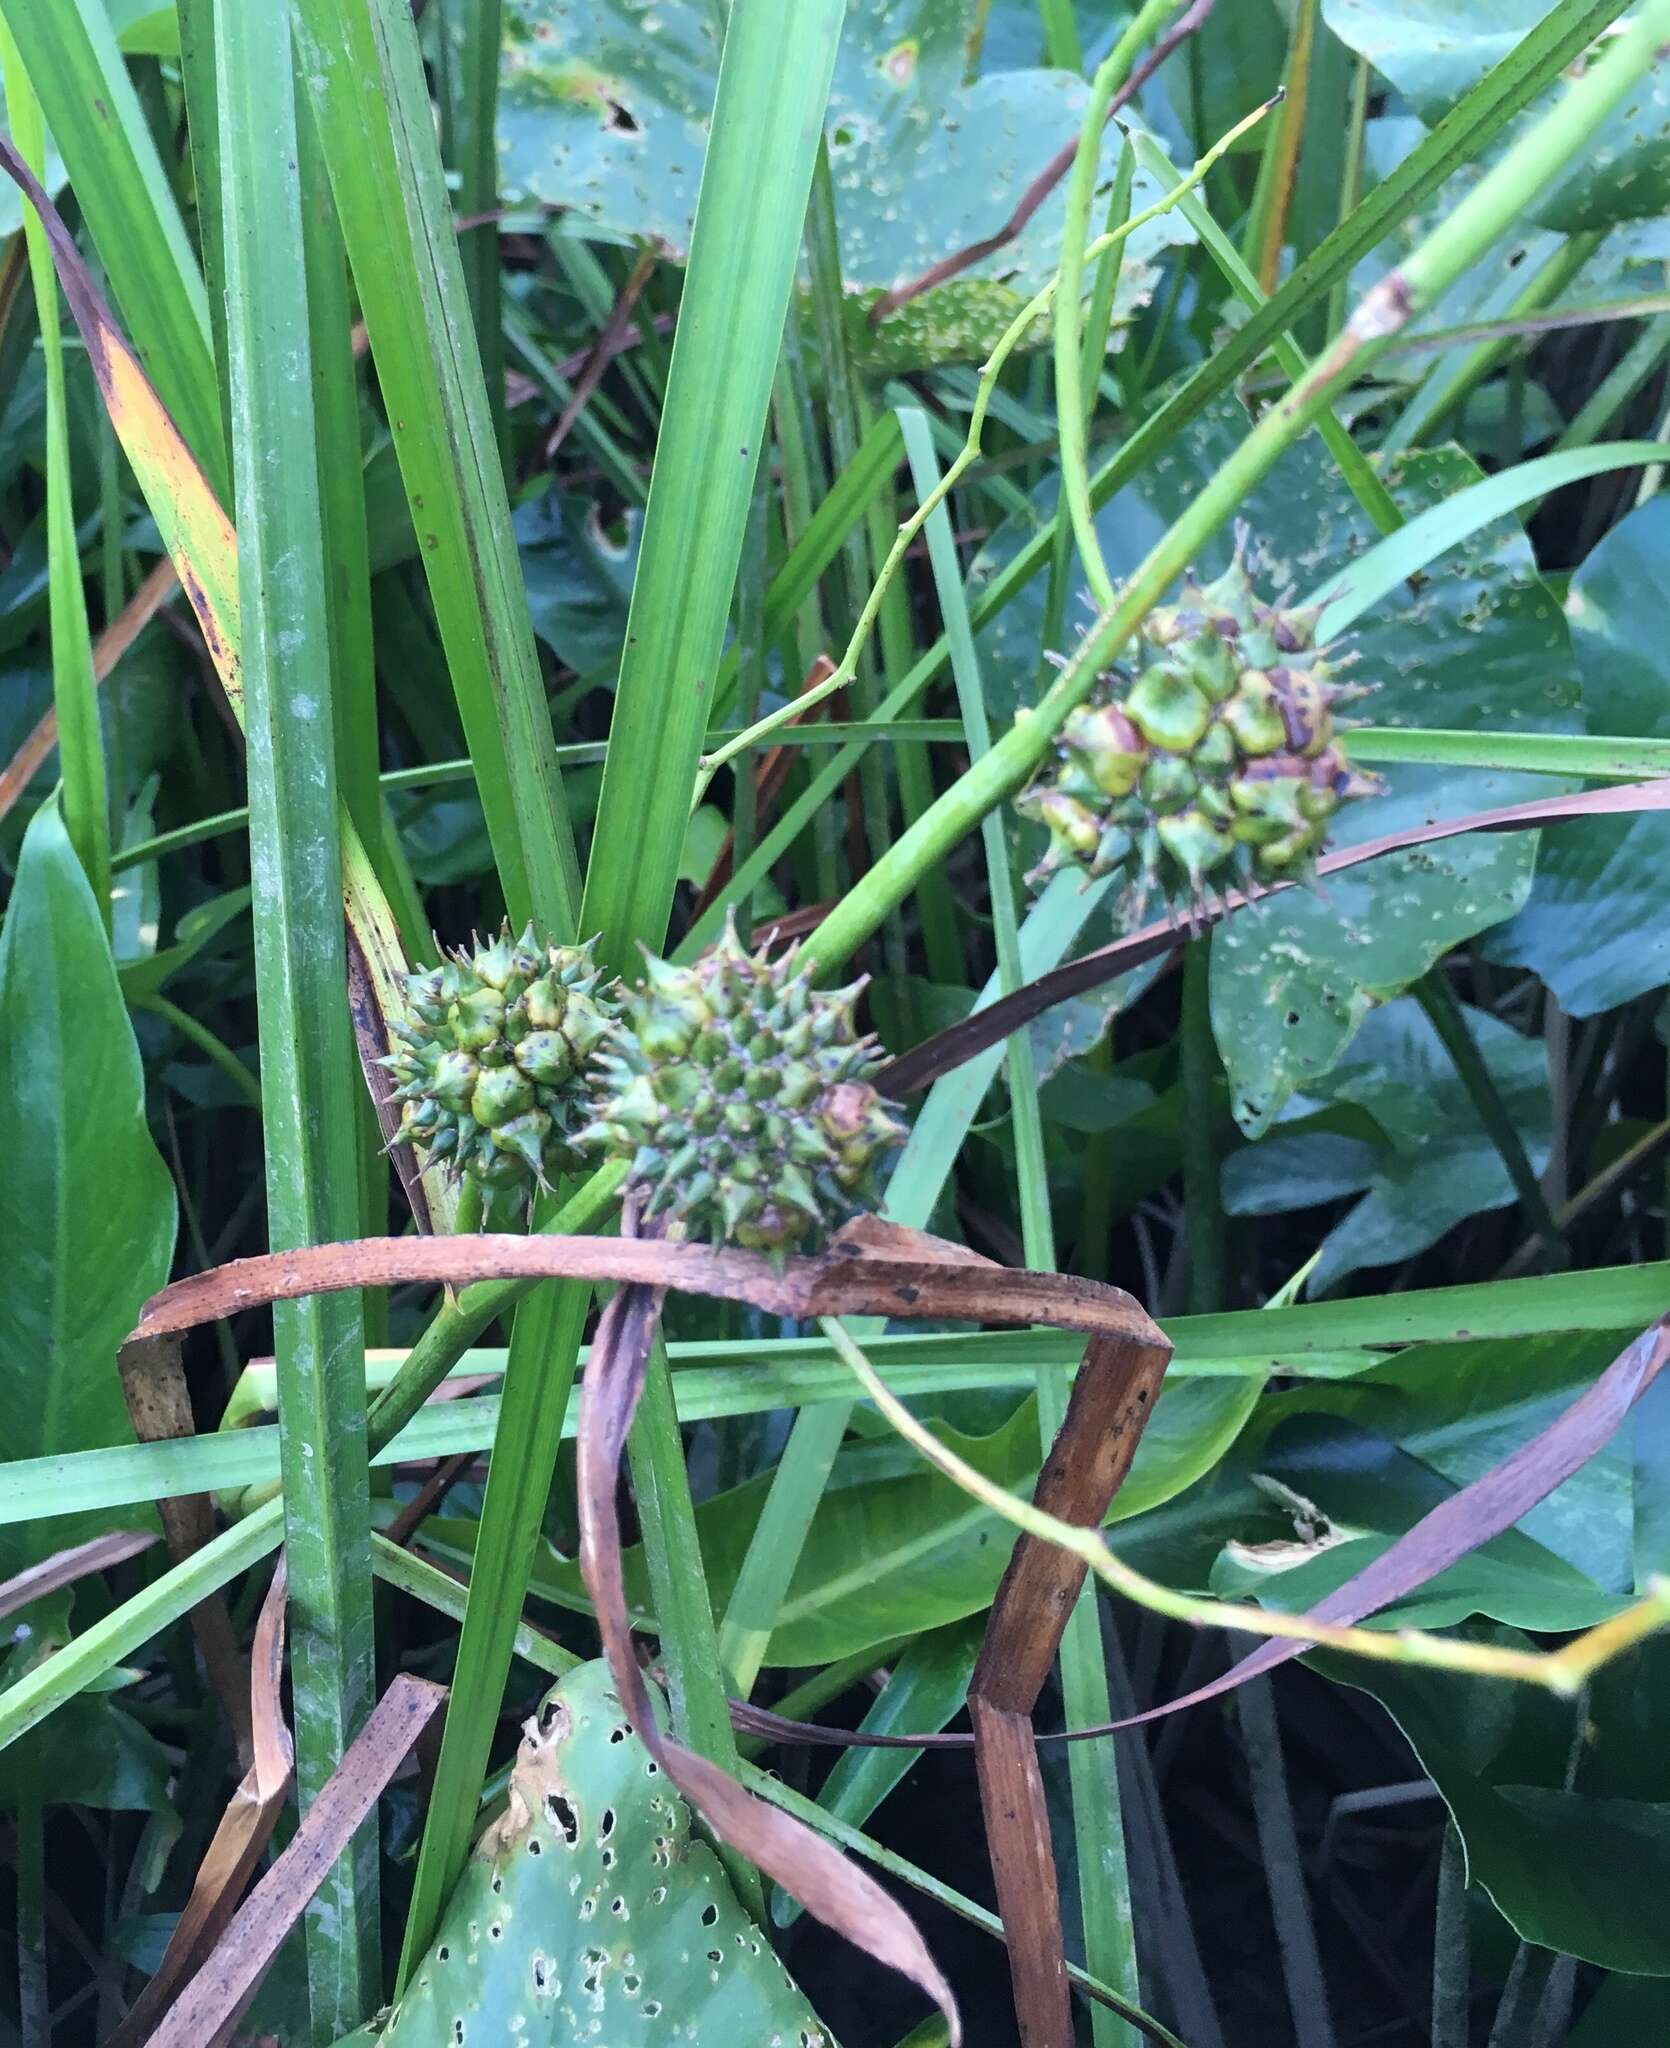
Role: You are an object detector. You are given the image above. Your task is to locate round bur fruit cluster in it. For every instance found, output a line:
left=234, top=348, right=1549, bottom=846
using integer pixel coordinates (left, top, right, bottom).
left=1015, top=538, right=1381, bottom=912
left=587, top=918, right=906, bottom=1258
left=383, top=922, right=620, bottom=1194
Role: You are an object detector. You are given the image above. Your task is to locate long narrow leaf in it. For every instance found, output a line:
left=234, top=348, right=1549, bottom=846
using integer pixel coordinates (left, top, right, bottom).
left=2, top=0, right=223, bottom=488
left=580, top=0, right=846, bottom=960
left=216, top=6, right=377, bottom=2021
left=0, top=23, right=108, bottom=921
left=292, top=0, right=580, bottom=936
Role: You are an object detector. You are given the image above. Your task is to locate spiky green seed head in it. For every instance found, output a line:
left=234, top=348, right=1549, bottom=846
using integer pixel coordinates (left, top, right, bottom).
left=1014, top=536, right=1380, bottom=912
left=585, top=917, right=906, bottom=1261
left=381, top=922, right=621, bottom=1198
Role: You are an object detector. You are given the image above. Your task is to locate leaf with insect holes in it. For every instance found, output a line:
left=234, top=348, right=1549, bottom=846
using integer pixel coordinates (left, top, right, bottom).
left=496, top=0, right=1194, bottom=370
left=1222, top=995, right=1552, bottom=1294
left=357, top=1661, right=837, bottom=2045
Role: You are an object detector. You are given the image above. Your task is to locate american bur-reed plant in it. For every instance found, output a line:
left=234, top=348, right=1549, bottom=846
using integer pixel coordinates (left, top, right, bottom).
left=8, top=2, right=1670, bottom=2045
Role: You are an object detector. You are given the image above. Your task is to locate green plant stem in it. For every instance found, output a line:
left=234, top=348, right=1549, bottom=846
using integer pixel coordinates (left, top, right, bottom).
left=1325, top=56, right=1372, bottom=341
left=0, top=0, right=225, bottom=493
left=1387, top=229, right=1604, bottom=453
left=1182, top=937, right=1227, bottom=1313
left=905, top=407, right=1141, bottom=2039
left=15, top=1785, right=46, bottom=2048
left=293, top=0, right=581, bottom=938
left=1038, top=0, right=1083, bottom=70
left=436, top=0, right=506, bottom=465
left=628, top=1330, right=763, bottom=1915
left=1556, top=312, right=1670, bottom=449
left=1130, top=129, right=1401, bottom=535
left=1054, top=0, right=1186, bottom=610
left=217, top=3, right=377, bottom=2018
left=0, top=1500, right=284, bottom=1753
left=1242, top=0, right=1318, bottom=293
left=1235, top=1670, right=1336, bottom=2048
left=729, top=471, right=770, bottom=939
left=135, top=993, right=262, bottom=1112
left=0, top=22, right=110, bottom=927
left=1497, top=1112, right=1670, bottom=1281
left=804, top=141, right=909, bottom=1001
left=698, top=96, right=1274, bottom=796
left=1414, top=970, right=1566, bottom=1271
left=579, top=0, right=845, bottom=961
left=370, top=1534, right=580, bottom=1681
left=1430, top=1822, right=1470, bottom=2046
left=394, top=1277, right=593, bottom=1987
left=796, top=0, right=1670, bottom=982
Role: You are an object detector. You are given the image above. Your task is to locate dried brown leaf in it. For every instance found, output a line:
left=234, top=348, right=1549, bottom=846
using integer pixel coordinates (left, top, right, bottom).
left=125, top=1213, right=1163, bottom=1351
left=110, top=1559, right=292, bottom=2048
left=0, top=1529, right=157, bottom=1625
left=119, top=1333, right=252, bottom=1760
left=144, top=1671, right=445, bottom=2048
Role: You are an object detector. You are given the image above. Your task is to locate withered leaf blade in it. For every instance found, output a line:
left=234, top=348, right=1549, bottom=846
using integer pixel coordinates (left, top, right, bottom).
left=0, top=1528, right=156, bottom=1624
left=144, top=1671, right=445, bottom=2048
left=107, top=1560, right=293, bottom=2048
left=967, top=1325, right=1171, bottom=2047
left=125, top=1214, right=1165, bottom=1353
left=576, top=1250, right=963, bottom=2044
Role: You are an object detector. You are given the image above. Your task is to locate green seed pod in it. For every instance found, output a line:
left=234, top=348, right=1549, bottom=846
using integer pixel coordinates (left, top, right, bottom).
left=1013, top=534, right=1378, bottom=913
left=585, top=916, right=907, bottom=1261
left=381, top=924, right=622, bottom=1203
left=1125, top=662, right=1212, bottom=754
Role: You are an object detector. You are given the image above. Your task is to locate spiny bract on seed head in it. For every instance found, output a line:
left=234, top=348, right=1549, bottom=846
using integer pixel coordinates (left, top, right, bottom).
left=1014, top=535, right=1381, bottom=915
left=382, top=921, right=621, bottom=1198
left=584, top=916, right=906, bottom=1259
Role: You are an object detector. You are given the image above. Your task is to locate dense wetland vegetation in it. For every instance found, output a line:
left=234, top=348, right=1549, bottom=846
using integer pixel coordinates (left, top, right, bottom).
left=7, top=1, right=1670, bottom=2043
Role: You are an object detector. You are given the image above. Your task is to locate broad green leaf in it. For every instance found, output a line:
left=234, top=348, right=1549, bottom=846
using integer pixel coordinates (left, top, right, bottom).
left=1302, top=1331, right=1633, bottom=1592
left=1324, top=0, right=1670, bottom=232
left=1322, top=1631, right=1670, bottom=1973
left=516, top=492, right=640, bottom=680
left=1571, top=1975, right=1670, bottom=2040
left=521, top=1376, right=1264, bottom=1667
left=0, top=799, right=175, bottom=1580
left=1212, top=1414, right=1619, bottom=1633
left=369, top=1662, right=836, bottom=2045
left=1222, top=997, right=1552, bottom=1292
left=497, top=0, right=1194, bottom=371
left=1485, top=496, right=1670, bottom=1013
left=1210, top=843, right=1535, bottom=1136
left=115, top=886, right=251, bottom=1001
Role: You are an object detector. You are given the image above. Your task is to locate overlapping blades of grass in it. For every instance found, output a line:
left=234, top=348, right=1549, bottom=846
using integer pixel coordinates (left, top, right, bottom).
left=393, top=0, right=853, bottom=1975
left=292, top=0, right=580, bottom=936
left=1, top=0, right=224, bottom=489
left=0, top=22, right=108, bottom=926
left=214, top=3, right=377, bottom=2023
